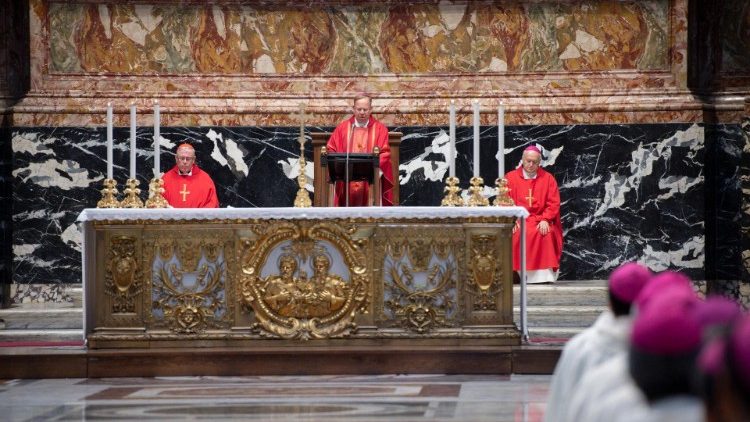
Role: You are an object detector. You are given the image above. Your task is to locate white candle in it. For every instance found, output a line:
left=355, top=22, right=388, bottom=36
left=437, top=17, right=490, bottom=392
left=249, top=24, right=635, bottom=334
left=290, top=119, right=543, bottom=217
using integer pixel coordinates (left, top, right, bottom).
left=472, top=100, right=480, bottom=178
left=129, top=103, right=136, bottom=180
left=106, top=103, right=113, bottom=180
left=153, top=100, right=160, bottom=178
left=498, top=104, right=505, bottom=178
left=449, top=100, right=456, bottom=179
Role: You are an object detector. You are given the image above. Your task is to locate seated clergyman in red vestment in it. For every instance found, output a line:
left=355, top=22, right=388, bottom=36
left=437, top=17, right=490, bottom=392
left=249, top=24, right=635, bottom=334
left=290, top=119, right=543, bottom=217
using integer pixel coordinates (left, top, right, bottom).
left=326, top=93, right=394, bottom=206
left=162, top=143, right=219, bottom=208
left=505, top=145, right=563, bottom=283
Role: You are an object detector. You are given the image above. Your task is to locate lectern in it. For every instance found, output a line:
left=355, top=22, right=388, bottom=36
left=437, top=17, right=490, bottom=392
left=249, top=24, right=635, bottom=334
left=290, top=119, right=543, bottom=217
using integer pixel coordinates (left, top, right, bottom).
left=311, top=132, right=401, bottom=206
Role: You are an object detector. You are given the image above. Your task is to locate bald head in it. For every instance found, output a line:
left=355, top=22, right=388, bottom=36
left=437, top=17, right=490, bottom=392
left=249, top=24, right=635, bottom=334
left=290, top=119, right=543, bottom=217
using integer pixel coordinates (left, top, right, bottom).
left=175, top=143, right=196, bottom=174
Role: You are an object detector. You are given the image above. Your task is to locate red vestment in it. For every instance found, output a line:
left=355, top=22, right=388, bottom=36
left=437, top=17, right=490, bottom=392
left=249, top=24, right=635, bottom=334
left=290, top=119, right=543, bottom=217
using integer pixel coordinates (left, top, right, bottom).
left=505, top=166, right=563, bottom=271
left=162, top=164, right=219, bottom=208
left=326, top=116, right=393, bottom=206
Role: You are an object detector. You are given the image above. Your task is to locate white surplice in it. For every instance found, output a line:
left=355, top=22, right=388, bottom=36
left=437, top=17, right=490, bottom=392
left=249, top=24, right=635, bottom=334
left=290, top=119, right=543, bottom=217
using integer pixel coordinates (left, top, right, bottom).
left=544, top=310, right=632, bottom=422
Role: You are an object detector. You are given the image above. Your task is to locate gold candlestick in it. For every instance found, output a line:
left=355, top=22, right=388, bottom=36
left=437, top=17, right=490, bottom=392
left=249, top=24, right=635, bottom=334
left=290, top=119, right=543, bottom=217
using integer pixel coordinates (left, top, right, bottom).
left=293, top=103, right=312, bottom=208
left=467, top=176, right=489, bottom=206
left=441, top=176, right=464, bottom=206
left=120, top=178, right=144, bottom=208
left=493, top=177, right=515, bottom=206
left=97, top=178, right=120, bottom=208
left=145, top=178, right=169, bottom=208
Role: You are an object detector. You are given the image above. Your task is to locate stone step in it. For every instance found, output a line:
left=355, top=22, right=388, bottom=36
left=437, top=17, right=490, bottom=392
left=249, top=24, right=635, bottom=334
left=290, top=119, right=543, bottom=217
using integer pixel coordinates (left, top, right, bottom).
left=513, top=285, right=608, bottom=306
left=527, top=327, right=582, bottom=341
left=0, top=329, right=84, bottom=343
left=0, top=307, right=83, bottom=329
left=514, top=305, right=605, bottom=327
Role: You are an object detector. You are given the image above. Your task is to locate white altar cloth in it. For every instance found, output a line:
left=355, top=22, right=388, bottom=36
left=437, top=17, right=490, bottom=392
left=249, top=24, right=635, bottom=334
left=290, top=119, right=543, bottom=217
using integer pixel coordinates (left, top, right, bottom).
left=77, top=206, right=529, bottom=222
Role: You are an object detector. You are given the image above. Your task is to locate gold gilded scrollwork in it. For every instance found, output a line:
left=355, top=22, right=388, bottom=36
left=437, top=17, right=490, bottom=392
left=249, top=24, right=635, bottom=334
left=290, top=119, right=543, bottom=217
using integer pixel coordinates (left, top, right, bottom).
left=467, top=234, right=503, bottom=310
left=382, top=232, right=461, bottom=334
left=150, top=236, right=233, bottom=334
left=238, top=221, right=368, bottom=340
left=105, top=235, right=142, bottom=313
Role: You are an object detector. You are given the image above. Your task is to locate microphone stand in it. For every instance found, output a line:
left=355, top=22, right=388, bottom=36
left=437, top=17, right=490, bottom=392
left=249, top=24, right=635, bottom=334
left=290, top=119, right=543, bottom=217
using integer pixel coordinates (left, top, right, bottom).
left=345, top=124, right=352, bottom=207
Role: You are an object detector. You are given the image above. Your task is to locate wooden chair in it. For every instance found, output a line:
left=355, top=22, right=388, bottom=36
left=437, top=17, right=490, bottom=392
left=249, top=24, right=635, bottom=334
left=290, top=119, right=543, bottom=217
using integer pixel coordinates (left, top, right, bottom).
left=311, top=132, right=401, bottom=206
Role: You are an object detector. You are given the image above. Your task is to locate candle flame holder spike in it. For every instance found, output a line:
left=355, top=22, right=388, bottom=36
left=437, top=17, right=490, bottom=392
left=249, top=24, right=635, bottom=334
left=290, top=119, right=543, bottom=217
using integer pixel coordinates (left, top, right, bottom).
left=120, top=178, right=144, bottom=208
left=493, top=177, right=515, bottom=206
left=97, top=178, right=120, bottom=208
left=467, top=176, right=489, bottom=207
left=441, top=176, right=464, bottom=206
left=145, top=178, right=169, bottom=208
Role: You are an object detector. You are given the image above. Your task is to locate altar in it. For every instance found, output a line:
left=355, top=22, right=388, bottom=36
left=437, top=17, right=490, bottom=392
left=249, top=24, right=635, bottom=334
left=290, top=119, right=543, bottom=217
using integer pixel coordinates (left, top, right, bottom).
left=78, top=207, right=527, bottom=351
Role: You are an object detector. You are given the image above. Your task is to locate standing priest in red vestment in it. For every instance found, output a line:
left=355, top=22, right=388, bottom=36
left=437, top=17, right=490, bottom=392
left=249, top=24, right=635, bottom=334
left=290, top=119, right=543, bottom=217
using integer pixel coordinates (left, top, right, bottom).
left=162, top=143, right=219, bottom=208
left=505, top=145, right=563, bottom=283
left=326, top=93, right=394, bottom=206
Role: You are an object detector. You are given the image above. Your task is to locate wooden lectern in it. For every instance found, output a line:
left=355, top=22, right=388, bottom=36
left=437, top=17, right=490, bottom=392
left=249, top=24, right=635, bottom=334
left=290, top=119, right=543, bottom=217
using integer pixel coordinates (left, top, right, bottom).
left=311, top=132, right=401, bottom=206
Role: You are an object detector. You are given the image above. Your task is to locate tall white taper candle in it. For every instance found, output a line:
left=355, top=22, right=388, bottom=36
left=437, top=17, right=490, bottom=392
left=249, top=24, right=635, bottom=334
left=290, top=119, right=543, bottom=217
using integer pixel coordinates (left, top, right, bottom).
left=449, top=100, right=456, bottom=178
left=106, top=103, right=113, bottom=180
left=153, top=100, right=160, bottom=178
left=129, top=103, right=136, bottom=180
left=498, top=104, right=505, bottom=177
left=472, top=100, right=480, bottom=178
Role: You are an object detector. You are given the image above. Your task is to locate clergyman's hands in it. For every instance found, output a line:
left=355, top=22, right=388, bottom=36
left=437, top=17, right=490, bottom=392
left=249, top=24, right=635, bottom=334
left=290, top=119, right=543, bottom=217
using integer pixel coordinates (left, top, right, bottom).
left=537, top=220, right=550, bottom=235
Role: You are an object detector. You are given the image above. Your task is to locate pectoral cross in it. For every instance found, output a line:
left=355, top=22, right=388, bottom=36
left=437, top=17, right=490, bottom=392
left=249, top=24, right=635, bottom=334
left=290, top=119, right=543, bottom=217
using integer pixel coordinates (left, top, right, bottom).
left=180, top=184, right=190, bottom=202
left=525, top=189, right=535, bottom=207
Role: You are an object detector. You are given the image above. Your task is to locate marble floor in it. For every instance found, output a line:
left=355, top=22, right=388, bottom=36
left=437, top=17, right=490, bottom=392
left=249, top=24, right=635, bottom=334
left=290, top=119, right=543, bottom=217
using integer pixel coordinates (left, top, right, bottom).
left=0, top=374, right=551, bottom=421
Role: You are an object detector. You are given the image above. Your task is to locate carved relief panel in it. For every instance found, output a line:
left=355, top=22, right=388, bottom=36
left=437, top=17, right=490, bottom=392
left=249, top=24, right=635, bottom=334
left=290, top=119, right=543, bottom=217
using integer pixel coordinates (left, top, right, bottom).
left=101, top=232, right=144, bottom=327
left=237, top=220, right=370, bottom=340
left=144, top=230, right=235, bottom=334
left=464, top=226, right=514, bottom=325
left=374, top=225, right=464, bottom=335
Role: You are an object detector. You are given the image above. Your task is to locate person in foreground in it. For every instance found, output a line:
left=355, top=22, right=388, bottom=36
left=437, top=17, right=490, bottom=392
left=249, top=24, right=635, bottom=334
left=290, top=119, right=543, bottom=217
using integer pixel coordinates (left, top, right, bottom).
left=544, top=262, right=651, bottom=422
left=162, top=143, right=219, bottom=208
left=326, top=93, right=393, bottom=206
left=504, top=145, right=562, bottom=283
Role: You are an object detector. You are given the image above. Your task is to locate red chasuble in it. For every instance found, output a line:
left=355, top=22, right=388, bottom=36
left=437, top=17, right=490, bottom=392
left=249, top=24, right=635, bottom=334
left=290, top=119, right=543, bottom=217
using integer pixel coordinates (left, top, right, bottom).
left=162, top=164, right=219, bottom=208
left=326, top=116, right=394, bottom=206
left=505, top=166, right=563, bottom=271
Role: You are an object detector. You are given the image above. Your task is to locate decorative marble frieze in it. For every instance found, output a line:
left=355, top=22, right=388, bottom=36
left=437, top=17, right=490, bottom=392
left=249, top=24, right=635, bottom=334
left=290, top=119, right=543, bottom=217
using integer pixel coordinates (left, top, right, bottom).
left=13, top=122, right=738, bottom=287
left=46, top=1, right=670, bottom=75
left=11, top=0, right=709, bottom=126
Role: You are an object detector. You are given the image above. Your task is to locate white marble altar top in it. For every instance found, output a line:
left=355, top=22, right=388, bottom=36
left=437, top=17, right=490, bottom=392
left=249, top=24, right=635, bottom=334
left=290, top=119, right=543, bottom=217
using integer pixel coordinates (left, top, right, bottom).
left=77, top=206, right=528, bottom=222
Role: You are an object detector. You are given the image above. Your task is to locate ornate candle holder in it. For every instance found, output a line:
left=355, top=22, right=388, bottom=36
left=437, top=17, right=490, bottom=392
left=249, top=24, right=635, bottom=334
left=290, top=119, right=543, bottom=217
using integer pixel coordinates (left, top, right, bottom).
left=293, top=103, right=312, bottom=208
left=145, top=178, right=169, bottom=208
left=467, top=176, right=489, bottom=207
left=97, top=178, right=120, bottom=208
left=120, top=178, right=144, bottom=208
left=493, top=177, right=515, bottom=206
left=441, top=176, right=464, bottom=206
left=293, top=154, right=312, bottom=208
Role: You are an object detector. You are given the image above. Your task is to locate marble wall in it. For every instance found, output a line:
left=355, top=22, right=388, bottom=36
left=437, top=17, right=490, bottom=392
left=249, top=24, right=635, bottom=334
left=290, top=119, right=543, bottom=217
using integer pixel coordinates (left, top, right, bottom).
left=47, top=2, right=669, bottom=74
left=12, top=122, right=744, bottom=288
left=2, top=0, right=749, bottom=308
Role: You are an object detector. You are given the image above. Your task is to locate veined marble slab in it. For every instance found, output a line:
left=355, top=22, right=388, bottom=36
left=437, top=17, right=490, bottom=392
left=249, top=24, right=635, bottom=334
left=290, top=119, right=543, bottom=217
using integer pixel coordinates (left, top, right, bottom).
left=10, top=123, right=744, bottom=284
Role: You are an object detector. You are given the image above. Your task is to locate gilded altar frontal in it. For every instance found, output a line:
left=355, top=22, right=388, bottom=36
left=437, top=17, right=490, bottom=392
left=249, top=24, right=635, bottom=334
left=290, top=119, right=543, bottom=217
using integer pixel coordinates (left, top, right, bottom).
left=81, top=209, right=519, bottom=348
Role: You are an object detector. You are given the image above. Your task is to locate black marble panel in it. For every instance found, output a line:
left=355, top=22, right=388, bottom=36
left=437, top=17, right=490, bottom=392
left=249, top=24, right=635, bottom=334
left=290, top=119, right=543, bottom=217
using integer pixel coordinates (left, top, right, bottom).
left=12, top=123, right=738, bottom=284
left=704, top=124, right=744, bottom=284
left=0, top=126, right=10, bottom=287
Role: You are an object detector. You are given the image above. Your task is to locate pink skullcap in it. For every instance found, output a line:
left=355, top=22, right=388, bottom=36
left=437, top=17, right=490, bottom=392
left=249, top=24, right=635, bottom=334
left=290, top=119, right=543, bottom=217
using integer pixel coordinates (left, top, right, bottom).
left=694, top=295, right=741, bottom=329
left=697, top=337, right=726, bottom=376
left=523, top=145, right=541, bottom=154
left=608, top=262, right=652, bottom=303
left=631, top=293, right=702, bottom=355
left=729, top=314, right=750, bottom=389
left=634, top=270, right=695, bottom=311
